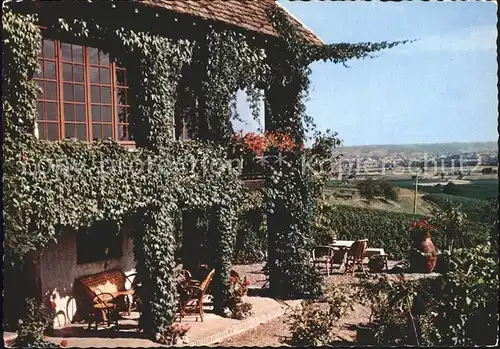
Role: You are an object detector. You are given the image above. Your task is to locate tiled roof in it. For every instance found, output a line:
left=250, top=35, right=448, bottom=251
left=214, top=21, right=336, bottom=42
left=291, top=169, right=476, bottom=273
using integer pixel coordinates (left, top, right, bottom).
left=138, top=0, right=323, bottom=45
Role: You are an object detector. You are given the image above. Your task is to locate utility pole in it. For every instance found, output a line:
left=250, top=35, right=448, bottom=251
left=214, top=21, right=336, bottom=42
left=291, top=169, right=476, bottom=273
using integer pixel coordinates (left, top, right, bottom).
left=413, top=171, right=419, bottom=214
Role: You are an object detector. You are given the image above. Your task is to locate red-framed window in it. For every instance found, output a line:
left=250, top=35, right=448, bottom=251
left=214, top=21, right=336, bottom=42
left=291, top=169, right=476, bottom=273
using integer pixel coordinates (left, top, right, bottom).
left=34, top=38, right=132, bottom=143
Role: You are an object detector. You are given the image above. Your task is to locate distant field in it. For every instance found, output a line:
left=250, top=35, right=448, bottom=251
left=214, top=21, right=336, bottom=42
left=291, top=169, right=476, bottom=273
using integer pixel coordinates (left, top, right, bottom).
left=389, top=178, right=498, bottom=200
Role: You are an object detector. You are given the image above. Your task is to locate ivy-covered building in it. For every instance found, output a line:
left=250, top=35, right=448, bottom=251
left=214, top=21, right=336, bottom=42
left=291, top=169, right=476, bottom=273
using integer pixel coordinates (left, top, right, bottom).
left=4, top=0, right=403, bottom=342
left=3, top=0, right=322, bottom=334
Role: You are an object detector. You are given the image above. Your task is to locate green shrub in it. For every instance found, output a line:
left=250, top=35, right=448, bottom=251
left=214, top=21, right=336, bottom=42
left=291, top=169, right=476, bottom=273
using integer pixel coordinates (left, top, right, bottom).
left=356, top=178, right=378, bottom=202
left=357, top=178, right=399, bottom=202
left=288, top=285, right=355, bottom=346
left=358, top=246, right=499, bottom=346
left=13, top=298, right=59, bottom=348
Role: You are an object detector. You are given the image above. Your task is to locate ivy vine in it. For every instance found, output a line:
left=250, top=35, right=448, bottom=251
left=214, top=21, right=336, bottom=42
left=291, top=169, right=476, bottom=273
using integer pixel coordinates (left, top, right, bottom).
left=3, top=1, right=411, bottom=343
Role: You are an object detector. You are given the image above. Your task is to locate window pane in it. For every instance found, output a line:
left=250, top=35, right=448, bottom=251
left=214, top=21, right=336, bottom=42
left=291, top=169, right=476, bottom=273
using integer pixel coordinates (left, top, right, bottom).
left=47, top=123, right=59, bottom=140
left=90, top=67, right=99, bottom=83
left=61, top=43, right=72, bottom=62
left=72, top=45, right=83, bottom=63
left=44, top=61, right=56, bottom=79
left=38, top=123, right=46, bottom=138
left=46, top=81, right=57, bottom=100
left=74, top=85, right=85, bottom=102
left=92, top=125, right=102, bottom=139
left=116, top=69, right=126, bottom=86
left=63, top=63, right=72, bottom=81
left=100, top=68, right=110, bottom=84
left=118, top=124, right=129, bottom=140
left=101, top=87, right=111, bottom=104
left=88, top=47, right=99, bottom=64
left=117, top=107, right=128, bottom=123
left=63, top=83, right=74, bottom=101
left=103, top=125, right=112, bottom=139
left=43, top=39, right=55, bottom=59
left=91, top=86, right=100, bottom=102
left=91, top=106, right=101, bottom=122
left=46, top=102, right=58, bottom=121
left=37, top=103, right=44, bottom=120
left=75, top=105, right=85, bottom=122
left=76, top=124, right=87, bottom=140
left=102, top=106, right=111, bottom=122
left=36, top=80, right=44, bottom=98
left=100, top=51, right=110, bottom=66
left=74, top=65, right=84, bottom=82
left=65, top=123, right=75, bottom=138
left=64, top=104, right=74, bottom=121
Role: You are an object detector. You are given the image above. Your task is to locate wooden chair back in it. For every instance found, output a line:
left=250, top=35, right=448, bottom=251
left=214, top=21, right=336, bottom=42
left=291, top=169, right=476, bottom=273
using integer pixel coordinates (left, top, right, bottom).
left=199, top=269, right=215, bottom=293
left=348, top=239, right=368, bottom=261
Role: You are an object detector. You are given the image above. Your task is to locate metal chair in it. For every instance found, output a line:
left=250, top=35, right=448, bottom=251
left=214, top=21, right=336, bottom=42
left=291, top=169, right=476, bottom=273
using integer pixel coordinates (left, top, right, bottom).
left=311, top=245, right=336, bottom=276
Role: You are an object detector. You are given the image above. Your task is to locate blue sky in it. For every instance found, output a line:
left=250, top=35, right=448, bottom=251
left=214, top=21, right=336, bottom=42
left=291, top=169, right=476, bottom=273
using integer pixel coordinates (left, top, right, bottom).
left=236, top=1, right=497, bottom=147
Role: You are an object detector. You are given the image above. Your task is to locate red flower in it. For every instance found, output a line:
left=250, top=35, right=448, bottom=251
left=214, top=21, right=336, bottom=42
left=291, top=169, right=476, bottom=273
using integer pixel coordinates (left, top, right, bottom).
left=229, top=276, right=236, bottom=283
left=60, top=340, right=68, bottom=347
left=245, top=280, right=250, bottom=286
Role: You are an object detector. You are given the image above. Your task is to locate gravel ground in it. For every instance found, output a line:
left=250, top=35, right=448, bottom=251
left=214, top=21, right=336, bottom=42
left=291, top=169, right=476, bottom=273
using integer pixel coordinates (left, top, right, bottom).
left=225, top=261, right=428, bottom=347
left=224, top=263, right=372, bottom=347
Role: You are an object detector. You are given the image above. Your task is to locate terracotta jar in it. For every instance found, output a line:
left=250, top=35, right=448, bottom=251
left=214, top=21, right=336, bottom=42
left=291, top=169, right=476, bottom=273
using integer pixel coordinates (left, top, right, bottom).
left=410, top=237, right=437, bottom=273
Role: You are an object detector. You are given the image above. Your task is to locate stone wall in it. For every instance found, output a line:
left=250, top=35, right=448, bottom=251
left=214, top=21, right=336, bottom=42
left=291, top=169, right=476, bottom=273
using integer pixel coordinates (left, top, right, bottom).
left=39, top=228, right=136, bottom=328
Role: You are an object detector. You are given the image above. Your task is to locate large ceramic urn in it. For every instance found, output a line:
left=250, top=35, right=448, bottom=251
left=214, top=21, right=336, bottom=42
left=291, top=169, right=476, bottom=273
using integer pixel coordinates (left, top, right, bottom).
left=410, top=237, right=438, bottom=273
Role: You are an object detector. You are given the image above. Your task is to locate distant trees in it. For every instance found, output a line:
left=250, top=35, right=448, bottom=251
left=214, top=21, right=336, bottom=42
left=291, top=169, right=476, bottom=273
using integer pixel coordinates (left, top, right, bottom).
left=357, top=178, right=399, bottom=203
left=482, top=167, right=493, bottom=175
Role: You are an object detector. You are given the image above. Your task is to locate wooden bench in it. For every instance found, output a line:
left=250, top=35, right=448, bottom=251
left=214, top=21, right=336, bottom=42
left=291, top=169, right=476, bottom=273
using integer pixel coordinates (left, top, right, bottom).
left=75, top=269, right=135, bottom=329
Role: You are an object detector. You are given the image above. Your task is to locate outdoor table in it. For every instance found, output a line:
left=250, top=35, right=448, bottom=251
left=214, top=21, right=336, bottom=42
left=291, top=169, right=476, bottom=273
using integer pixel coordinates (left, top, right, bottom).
left=327, top=241, right=355, bottom=270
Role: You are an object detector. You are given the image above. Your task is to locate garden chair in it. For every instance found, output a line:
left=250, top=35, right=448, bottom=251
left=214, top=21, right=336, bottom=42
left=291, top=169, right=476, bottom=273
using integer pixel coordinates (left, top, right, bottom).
left=345, top=239, right=369, bottom=275
left=311, top=245, right=336, bottom=276
left=177, top=268, right=215, bottom=322
left=76, top=270, right=136, bottom=329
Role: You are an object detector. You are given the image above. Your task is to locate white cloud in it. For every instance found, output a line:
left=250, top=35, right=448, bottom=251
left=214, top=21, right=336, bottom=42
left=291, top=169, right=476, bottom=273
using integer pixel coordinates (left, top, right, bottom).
left=390, top=25, right=497, bottom=55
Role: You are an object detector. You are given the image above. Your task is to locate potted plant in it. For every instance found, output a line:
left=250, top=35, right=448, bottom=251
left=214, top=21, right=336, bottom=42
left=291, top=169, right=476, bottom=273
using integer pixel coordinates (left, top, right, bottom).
left=368, top=255, right=386, bottom=273
left=224, top=275, right=253, bottom=319
left=408, top=218, right=438, bottom=273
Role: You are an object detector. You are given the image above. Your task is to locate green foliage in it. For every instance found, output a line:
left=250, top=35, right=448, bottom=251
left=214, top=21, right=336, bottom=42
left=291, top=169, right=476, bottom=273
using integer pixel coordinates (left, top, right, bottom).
left=2, top=9, right=41, bottom=137
left=288, top=285, right=356, bottom=346
left=224, top=275, right=253, bottom=319
left=423, top=193, right=489, bottom=221
left=201, top=30, right=268, bottom=144
left=2, top=6, right=242, bottom=341
left=322, top=204, right=489, bottom=260
left=357, top=178, right=399, bottom=202
left=13, top=298, right=59, bottom=348
left=311, top=199, right=338, bottom=245
left=232, top=190, right=267, bottom=264
left=430, top=199, right=467, bottom=253
left=263, top=5, right=407, bottom=300
left=358, top=246, right=499, bottom=346
left=154, top=324, right=191, bottom=346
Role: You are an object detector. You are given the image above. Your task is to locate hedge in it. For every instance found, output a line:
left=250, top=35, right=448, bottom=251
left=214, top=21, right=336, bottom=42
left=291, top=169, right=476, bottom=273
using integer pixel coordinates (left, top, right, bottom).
left=324, top=205, right=490, bottom=260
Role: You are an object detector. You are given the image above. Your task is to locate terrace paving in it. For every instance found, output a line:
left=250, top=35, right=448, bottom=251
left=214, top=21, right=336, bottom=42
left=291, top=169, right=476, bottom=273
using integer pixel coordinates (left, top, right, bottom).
left=5, top=294, right=300, bottom=348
